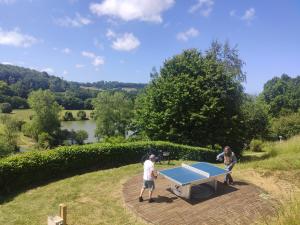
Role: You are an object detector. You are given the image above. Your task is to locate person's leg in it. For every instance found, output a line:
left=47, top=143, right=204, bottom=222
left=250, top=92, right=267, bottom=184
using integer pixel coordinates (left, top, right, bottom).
left=139, top=180, right=147, bottom=202
left=148, top=181, right=155, bottom=203
left=140, top=187, right=145, bottom=197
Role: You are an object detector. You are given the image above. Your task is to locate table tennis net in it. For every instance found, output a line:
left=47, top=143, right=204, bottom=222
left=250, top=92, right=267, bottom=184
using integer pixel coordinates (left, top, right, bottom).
left=182, top=163, right=210, bottom=178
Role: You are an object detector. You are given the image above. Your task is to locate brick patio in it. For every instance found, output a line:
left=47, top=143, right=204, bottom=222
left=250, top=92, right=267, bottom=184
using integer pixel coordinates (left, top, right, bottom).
left=123, top=174, right=278, bottom=225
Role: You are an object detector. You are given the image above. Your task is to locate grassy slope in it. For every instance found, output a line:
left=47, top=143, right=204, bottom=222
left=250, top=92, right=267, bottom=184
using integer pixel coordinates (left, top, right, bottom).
left=0, top=137, right=299, bottom=225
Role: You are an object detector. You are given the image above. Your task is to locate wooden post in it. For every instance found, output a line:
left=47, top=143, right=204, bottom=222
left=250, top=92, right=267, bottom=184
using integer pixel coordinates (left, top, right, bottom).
left=59, top=204, right=67, bottom=225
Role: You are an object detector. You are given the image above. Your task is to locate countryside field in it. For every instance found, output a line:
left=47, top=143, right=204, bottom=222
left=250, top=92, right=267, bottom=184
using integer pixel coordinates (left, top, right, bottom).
left=0, top=136, right=299, bottom=225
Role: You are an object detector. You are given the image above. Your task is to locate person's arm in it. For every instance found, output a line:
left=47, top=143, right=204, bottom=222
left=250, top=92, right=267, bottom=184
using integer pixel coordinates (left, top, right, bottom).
left=216, top=152, right=224, bottom=161
left=150, top=165, right=157, bottom=179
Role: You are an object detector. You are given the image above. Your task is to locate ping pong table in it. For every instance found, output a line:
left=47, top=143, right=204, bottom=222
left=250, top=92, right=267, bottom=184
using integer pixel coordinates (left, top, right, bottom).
left=159, top=162, right=230, bottom=199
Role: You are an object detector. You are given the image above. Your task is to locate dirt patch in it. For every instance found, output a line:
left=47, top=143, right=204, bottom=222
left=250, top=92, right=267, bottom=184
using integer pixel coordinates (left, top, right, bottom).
left=123, top=175, right=278, bottom=225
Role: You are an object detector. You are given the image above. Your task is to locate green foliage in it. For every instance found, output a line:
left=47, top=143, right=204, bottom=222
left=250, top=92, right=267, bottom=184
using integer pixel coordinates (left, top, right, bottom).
left=93, top=91, right=133, bottom=139
left=74, top=130, right=88, bottom=145
left=241, top=95, right=269, bottom=141
left=77, top=110, right=87, bottom=120
left=0, top=141, right=215, bottom=194
left=241, top=135, right=300, bottom=171
left=90, top=111, right=95, bottom=119
left=27, top=90, right=62, bottom=140
left=0, top=115, right=19, bottom=156
left=38, top=132, right=54, bottom=149
left=249, top=139, right=264, bottom=152
left=63, top=111, right=75, bottom=121
left=270, top=111, right=300, bottom=139
left=102, top=135, right=127, bottom=144
left=0, top=102, right=12, bottom=113
left=135, top=42, right=246, bottom=152
left=261, top=74, right=300, bottom=117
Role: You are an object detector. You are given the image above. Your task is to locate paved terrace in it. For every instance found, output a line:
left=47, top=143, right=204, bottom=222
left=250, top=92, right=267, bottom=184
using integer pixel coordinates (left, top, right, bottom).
left=123, top=174, right=277, bottom=225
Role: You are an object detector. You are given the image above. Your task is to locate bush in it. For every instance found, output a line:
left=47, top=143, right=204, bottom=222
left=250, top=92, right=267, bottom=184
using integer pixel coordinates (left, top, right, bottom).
left=249, top=139, right=264, bottom=152
left=0, top=141, right=216, bottom=194
left=77, top=110, right=87, bottom=120
left=38, top=132, right=54, bottom=149
left=0, top=103, right=12, bottom=113
left=63, top=111, right=74, bottom=121
left=271, top=111, right=300, bottom=139
left=74, top=130, right=88, bottom=145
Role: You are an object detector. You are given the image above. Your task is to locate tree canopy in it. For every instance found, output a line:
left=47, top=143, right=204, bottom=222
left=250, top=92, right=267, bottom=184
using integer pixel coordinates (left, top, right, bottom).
left=135, top=42, right=246, bottom=151
left=93, top=91, right=133, bottom=140
left=261, top=74, right=300, bottom=117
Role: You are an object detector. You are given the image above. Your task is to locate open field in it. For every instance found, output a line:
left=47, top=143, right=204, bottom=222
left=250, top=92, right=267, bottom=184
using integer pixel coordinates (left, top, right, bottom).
left=0, top=136, right=299, bottom=225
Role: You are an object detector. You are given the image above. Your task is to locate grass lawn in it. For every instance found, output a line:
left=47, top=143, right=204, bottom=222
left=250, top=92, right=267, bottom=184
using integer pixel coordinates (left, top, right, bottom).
left=0, top=137, right=299, bottom=225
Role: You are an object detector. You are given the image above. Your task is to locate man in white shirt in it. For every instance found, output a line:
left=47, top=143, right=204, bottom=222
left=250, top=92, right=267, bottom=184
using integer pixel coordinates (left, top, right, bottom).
left=139, top=154, right=157, bottom=203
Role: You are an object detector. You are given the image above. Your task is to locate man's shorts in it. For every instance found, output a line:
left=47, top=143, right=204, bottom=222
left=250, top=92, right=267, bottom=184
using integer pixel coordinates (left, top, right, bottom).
left=143, top=180, right=155, bottom=190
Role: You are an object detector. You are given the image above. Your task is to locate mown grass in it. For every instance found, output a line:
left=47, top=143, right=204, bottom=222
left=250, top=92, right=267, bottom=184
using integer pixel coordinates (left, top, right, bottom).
left=0, top=135, right=299, bottom=225
left=0, top=161, right=185, bottom=225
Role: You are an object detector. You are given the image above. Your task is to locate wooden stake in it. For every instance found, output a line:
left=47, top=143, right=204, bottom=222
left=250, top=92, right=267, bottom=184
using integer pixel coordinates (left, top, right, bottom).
left=59, top=204, right=67, bottom=225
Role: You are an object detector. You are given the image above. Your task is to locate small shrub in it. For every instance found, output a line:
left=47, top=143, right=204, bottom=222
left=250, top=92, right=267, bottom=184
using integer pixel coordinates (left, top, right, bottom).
left=249, top=139, right=264, bottom=152
left=38, top=132, right=54, bottom=149
left=74, top=130, right=88, bottom=145
left=0, top=103, right=12, bottom=113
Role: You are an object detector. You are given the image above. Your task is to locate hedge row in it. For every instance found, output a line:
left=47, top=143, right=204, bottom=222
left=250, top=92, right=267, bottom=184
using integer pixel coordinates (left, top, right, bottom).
left=0, top=141, right=217, bottom=194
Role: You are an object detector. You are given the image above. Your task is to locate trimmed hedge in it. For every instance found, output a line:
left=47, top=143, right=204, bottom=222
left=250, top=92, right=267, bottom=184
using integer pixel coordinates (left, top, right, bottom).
left=0, top=141, right=217, bottom=194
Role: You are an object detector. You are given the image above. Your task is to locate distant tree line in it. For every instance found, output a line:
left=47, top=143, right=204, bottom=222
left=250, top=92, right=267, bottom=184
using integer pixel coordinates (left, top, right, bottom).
left=0, top=64, right=146, bottom=110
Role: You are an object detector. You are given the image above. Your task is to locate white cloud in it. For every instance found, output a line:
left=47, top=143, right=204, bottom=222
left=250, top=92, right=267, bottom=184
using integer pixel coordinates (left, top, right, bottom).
left=189, top=0, right=214, bottom=17
left=55, top=13, right=92, bottom=27
left=82, top=51, right=96, bottom=58
left=1, top=61, right=13, bottom=65
left=42, top=67, right=55, bottom=74
left=62, top=48, right=71, bottom=54
left=81, top=51, right=104, bottom=67
left=90, top=0, right=174, bottom=23
left=106, top=29, right=116, bottom=39
left=75, top=64, right=85, bottom=68
left=242, top=8, right=255, bottom=23
left=92, top=56, right=104, bottom=66
left=177, top=27, right=199, bottom=42
left=0, top=27, right=37, bottom=47
left=112, top=32, right=140, bottom=51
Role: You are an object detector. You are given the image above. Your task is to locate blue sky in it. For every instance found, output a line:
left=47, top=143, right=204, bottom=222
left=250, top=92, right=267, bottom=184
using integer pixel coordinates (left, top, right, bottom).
left=0, top=0, right=299, bottom=94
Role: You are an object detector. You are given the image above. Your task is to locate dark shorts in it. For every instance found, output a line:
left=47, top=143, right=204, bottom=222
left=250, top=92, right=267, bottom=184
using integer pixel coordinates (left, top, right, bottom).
left=143, top=180, right=155, bottom=190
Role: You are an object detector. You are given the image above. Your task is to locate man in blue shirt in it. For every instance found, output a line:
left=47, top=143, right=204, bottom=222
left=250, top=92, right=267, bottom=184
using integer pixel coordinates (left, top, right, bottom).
left=216, top=146, right=237, bottom=185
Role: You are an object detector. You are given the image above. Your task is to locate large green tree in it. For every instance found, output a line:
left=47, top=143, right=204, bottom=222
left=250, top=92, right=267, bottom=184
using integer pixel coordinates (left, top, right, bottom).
left=261, top=74, right=300, bottom=117
left=27, top=90, right=62, bottom=140
left=93, top=91, right=133, bottom=140
left=135, top=42, right=246, bottom=151
left=241, top=95, right=269, bottom=141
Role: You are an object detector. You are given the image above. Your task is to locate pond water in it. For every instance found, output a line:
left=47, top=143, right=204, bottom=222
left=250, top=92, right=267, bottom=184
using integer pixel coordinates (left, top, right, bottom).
left=61, top=120, right=97, bottom=143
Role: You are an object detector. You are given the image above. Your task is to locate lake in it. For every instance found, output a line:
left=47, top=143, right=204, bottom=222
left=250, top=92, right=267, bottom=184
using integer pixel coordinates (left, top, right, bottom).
left=61, top=120, right=97, bottom=143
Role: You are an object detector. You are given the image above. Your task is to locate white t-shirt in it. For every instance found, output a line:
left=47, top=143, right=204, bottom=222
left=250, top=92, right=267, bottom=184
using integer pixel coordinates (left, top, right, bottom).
left=143, top=160, right=154, bottom=181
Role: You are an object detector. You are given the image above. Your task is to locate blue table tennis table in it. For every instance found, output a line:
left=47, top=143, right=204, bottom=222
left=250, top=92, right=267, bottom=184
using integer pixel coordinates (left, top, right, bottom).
left=159, top=162, right=230, bottom=199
